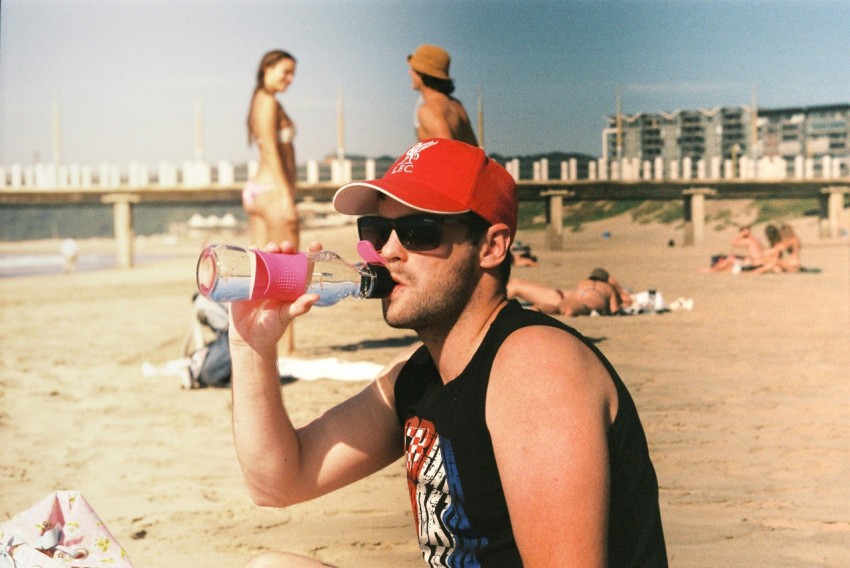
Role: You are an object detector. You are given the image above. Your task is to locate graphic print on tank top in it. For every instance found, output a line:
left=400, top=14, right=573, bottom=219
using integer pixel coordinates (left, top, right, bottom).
left=404, top=416, right=489, bottom=567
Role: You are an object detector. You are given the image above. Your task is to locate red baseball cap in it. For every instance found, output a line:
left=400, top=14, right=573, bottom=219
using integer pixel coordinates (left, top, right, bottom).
left=333, top=139, right=517, bottom=238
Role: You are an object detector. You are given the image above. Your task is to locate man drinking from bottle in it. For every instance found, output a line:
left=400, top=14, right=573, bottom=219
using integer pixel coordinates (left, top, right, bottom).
left=228, top=138, right=667, bottom=568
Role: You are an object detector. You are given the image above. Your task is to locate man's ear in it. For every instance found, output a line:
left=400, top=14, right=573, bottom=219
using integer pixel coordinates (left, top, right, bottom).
left=480, top=224, right=511, bottom=269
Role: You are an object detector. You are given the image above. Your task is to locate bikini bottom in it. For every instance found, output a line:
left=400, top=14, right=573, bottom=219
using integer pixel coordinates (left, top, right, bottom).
left=242, top=181, right=275, bottom=209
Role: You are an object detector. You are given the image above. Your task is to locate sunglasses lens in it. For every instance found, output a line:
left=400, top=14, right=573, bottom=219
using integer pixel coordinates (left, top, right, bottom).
left=358, top=218, right=392, bottom=250
left=396, top=217, right=441, bottom=251
left=357, top=215, right=444, bottom=252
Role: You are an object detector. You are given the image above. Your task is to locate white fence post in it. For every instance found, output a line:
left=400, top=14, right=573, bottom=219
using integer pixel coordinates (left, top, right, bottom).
left=10, top=164, right=23, bottom=188
left=217, top=160, right=235, bottom=185
left=306, top=159, right=319, bottom=184
left=710, top=157, right=721, bottom=179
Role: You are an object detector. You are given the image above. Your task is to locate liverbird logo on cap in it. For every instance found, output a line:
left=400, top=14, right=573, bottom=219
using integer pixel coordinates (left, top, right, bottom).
left=390, top=140, right=439, bottom=175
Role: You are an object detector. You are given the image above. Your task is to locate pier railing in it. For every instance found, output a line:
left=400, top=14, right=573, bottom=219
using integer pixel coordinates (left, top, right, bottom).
left=1, top=156, right=848, bottom=267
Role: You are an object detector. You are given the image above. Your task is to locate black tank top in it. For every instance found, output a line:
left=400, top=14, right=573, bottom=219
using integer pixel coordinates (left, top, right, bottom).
left=395, top=300, right=667, bottom=567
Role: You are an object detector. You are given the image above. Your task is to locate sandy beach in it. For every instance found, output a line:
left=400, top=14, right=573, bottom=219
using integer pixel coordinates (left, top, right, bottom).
left=1, top=209, right=849, bottom=567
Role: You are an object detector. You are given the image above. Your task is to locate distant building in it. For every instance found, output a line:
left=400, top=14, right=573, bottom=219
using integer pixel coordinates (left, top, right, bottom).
left=603, top=103, right=850, bottom=177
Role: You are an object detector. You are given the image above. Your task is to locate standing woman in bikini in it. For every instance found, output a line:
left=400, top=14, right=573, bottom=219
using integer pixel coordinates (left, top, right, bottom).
left=245, top=50, right=299, bottom=250
left=244, top=50, right=299, bottom=353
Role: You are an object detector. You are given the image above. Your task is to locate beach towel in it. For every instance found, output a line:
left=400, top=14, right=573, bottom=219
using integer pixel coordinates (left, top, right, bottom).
left=617, top=291, right=694, bottom=315
left=0, top=491, right=133, bottom=567
left=620, top=290, right=669, bottom=315
left=143, top=356, right=383, bottom=386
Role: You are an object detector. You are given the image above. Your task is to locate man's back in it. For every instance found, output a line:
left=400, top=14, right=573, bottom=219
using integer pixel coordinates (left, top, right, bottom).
left=573, top=278, right=617, bottom=313
left=416, top=92, right=478, bottom=145
left=730, top=229, right=764, bottom=260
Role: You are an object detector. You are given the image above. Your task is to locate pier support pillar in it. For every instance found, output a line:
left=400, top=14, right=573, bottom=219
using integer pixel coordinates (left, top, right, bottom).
left=541, top=189, right=575, bottom=250
left=682, top=188, right=717, bottom=246
left=819, top=186, right=849, bottom=239
left=102, top=193, right=140, bottom=268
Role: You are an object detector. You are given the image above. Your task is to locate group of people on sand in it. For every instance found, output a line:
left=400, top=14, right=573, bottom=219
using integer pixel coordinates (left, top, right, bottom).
left=702, top=223, right=802, bottom=275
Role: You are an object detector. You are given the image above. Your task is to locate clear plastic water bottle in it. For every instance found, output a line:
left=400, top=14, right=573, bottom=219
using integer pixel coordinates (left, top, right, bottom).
left=196, top=243, right=394, bottom=306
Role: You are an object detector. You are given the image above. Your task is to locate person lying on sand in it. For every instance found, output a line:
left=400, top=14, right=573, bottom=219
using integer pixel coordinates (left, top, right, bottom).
left=701, top=225, right=766, bottom=273
left=507, top=268, right=632, bottom=316
left=511, top=240, right=539, bottom=267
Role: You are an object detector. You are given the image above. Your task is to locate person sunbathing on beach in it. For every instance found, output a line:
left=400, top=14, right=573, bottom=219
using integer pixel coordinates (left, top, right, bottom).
left=507, top=268, right=632, bottom=316
left=749, top=223, right=802, bottom=274
left=778, top=223, right=802, bottom=272
left=701, top=225, right=765, bottom=273
left=511, top=240, right=539, bottom=267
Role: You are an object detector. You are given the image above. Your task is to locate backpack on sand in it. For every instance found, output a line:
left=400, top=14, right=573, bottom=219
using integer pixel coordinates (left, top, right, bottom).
left=183, top=295, right=232, bottom=389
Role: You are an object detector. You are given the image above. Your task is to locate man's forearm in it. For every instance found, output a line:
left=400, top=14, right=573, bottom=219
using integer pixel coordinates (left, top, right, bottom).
left=230, top=344, right=303, bottom=507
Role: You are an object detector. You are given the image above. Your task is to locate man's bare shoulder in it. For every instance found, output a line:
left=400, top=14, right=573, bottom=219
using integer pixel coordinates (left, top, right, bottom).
left=493, top=325, right=596, bottom=383
left=487, top=324, right=614, bottom=422
left=418, top=92, right=452, bottom=114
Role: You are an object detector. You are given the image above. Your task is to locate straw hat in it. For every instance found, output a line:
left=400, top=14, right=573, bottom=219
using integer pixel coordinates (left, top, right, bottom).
left=407, top=44, right=451, bottom=80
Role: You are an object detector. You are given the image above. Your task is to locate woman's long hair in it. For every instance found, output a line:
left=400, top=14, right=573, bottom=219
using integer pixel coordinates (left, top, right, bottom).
left=247, top=50, right=296, bottom=144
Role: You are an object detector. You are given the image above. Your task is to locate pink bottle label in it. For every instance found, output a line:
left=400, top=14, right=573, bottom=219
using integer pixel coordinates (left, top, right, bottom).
left=251, top=251, right=309, bottom=301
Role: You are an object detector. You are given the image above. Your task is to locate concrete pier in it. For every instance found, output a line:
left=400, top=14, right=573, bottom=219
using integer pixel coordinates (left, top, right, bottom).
left=541, top=189, right=576, bottom=250
left=820, top=186, right=850, bottom=239
left=682, top=188, right=718, bottom=246
left=2, top=178, right=848, bottom=263
left=101, top=193, right=140, bottom=268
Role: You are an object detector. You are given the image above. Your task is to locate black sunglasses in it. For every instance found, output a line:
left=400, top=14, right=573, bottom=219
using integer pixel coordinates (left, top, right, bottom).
left=357, top=214, right=475, bottom=252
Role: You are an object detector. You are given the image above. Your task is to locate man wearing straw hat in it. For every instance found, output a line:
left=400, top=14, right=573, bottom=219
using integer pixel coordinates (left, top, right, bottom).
left=229, top=139, right=667, bottom=567
left=407, top=44, right=478, bottom=146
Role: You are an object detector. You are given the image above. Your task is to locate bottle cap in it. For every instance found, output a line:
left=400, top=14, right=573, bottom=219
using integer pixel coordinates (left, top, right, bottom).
left=366, top=264, right=395, bottom=298
left=252, top=251, right=309, bottom=301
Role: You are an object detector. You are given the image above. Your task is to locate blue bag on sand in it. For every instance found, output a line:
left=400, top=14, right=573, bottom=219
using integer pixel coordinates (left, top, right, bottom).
left=188, top=330, right=231, bottom=388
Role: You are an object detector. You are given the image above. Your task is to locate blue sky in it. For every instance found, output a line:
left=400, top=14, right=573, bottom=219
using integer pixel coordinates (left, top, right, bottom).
left=1, top=0, right=848, bottom=169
